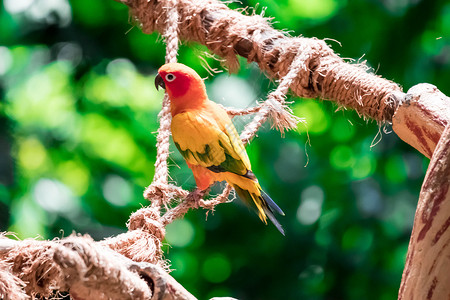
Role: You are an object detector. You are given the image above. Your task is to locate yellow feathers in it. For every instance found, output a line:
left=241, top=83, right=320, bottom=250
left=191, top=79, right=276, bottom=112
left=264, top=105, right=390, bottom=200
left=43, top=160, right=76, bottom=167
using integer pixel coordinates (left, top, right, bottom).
left=156, top=63, right=285, bottom=234
left=171, top=102, right=250, bottom=173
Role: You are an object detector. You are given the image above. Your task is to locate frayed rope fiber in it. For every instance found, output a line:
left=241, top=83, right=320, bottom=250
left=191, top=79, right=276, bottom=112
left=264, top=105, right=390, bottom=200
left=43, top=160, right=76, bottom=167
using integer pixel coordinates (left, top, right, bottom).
left=1, top=0, right=407, bottom=298
left=142, top=0, right=304, bottom=223
left=0, top=235, right=152, bottom=299
left=127, top=0, right=403, bottom=122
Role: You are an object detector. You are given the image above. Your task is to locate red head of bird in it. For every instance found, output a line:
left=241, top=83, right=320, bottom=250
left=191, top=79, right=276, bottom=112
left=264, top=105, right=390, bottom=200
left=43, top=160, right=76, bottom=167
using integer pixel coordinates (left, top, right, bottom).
left=155, top=63, right=208, bottom=116
left=154, top=62, right=286, bottom=235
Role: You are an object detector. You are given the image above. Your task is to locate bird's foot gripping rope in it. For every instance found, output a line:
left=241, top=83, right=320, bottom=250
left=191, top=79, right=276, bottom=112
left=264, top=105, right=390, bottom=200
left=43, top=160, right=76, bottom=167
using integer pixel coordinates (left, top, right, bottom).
left=136, top=0, right=305, bottom=234
left=133, top=0, right=311, bottom=254
left=190, top=188, right=210, bottom=208
left=144, top=35, right=306, bottom=229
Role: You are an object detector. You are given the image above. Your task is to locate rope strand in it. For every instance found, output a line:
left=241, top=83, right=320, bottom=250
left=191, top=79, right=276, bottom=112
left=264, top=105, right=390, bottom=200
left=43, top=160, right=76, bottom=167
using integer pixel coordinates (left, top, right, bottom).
left=145, top=0, right=180, bottom=209
left=240, top=47, right=305, bottom=144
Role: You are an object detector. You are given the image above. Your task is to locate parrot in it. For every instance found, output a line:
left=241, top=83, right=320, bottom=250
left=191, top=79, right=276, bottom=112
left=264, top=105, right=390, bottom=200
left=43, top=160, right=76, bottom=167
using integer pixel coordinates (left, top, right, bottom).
left=155, top=63, right=285, bottom=235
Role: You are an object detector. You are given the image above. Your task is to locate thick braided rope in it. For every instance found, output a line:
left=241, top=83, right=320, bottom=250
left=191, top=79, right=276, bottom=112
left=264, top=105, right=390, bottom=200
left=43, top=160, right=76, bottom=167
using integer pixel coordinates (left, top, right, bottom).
left=151, top=0, right=179, bottom=184
left=140, top=1, right=304, bottom=228
left=127, top=0, right=182, bottom=247
left=144, top=0, right=181, bottom=207
left=127, top=0, right=401, bottom=228
left=0, top=236, right=152, bottom=299
left=127, top=0, right=403, bottom=122
left=161, top=48, right=304, bottom=223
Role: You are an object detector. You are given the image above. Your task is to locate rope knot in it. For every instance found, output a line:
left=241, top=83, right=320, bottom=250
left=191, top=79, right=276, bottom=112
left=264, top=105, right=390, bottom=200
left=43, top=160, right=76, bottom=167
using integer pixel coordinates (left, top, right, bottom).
left=143, top=182, right=166, bottom=202
left=144, top=183, right=189, bottom=204
left=128, top=208, right=166, bottom=241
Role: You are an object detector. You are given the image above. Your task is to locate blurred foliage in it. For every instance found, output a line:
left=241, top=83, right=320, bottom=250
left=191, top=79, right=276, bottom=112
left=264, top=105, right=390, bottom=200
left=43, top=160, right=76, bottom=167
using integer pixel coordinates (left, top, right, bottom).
left=0, top=0, right=449, bottom=299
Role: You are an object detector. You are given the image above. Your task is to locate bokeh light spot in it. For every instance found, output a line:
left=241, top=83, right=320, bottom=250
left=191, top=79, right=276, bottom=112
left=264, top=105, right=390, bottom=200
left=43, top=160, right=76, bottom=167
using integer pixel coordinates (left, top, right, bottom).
left=294, top=100, right=330, bottom=134
left=288, top=0, right=341, bottom=19
left=26, top=0, right=72, bottom=27
left=81, top=114, right=146, bottom=171
left=9, top=197, right=47, bottom=239
left=202, top=253, right=232, bottom=283
left=298, top=264, right=325, bottom=286
left=353, top=179, right=383, bottom=216
left=5, top=61, right=77, bottom=136
left=17, top=138, right=48, bottom=172
left=208, top=74, right=257, bottom=109
left=102, top=175, right=132, bottom=207
left=0, top=46, right=13, bottom=75
left=341, top=226, right=373, bottom=252
left=382, top=0, right=419, bottom=16
left=170, top=251, right=199, bottom=279
left=351, top=154, right=376, bottom=179
left=33, top=178, right=79, bottom=215
left=57, top=161, right=90, bottom=196
left=4, top=0, right=34, bottom=14
left=55, top=42, right=82, bottom=67
left=297, top=185, right=324, bottom=225
left=84, top=62, right=161, bottom=111
left=330, top=145, right=355, bottom=170
left=25, top=71, right=52, bottom=102
left=165, top=219, right=195, bottom=248
left=274, top=142, right=305, bottom=183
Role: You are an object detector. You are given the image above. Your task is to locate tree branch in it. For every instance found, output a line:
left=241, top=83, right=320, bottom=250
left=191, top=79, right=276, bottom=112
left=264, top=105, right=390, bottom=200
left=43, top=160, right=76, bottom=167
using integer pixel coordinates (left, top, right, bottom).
left=393, top=83, right=450, bottom=158
left=4, top=1, right=449, bottom=298
left=398, top=121, right=450, bottom=299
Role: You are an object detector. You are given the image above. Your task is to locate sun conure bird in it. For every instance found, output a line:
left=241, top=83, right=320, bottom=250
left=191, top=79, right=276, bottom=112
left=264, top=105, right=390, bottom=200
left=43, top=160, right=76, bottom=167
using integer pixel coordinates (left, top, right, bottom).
left=155, top=63, right=285, bottom=234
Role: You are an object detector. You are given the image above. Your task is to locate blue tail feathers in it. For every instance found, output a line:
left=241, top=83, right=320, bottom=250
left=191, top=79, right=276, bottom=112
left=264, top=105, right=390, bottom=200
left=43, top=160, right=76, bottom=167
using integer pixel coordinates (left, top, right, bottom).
left=261, top=191, right=285, bottom=235
left=261, top=190, right=285, bottom=216
left=233, top=185, right=285, bottom=235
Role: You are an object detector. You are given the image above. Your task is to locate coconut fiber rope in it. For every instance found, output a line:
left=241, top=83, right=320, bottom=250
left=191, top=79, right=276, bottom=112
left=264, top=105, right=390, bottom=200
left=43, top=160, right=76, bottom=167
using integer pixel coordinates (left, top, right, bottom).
left=126, top=0, right=404, bottom=122
left=0, top=0, right=405, bottom=298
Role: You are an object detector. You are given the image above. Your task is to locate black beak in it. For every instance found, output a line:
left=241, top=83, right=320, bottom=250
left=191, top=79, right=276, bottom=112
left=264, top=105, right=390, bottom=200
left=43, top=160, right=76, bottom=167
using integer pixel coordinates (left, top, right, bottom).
left=155, top=74, right=165, bottom=91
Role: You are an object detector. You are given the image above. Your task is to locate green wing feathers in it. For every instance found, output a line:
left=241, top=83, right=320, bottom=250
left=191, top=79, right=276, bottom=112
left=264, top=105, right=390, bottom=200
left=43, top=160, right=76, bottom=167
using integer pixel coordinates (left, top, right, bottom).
left=171, top=104, right=285, bottom=234
left=171, top=109, right=250, bottom=175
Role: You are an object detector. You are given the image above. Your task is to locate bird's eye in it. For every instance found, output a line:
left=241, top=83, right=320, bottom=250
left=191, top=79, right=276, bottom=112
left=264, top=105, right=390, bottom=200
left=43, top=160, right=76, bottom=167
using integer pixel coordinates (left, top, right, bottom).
left=165, top=73, right=176, bottom=82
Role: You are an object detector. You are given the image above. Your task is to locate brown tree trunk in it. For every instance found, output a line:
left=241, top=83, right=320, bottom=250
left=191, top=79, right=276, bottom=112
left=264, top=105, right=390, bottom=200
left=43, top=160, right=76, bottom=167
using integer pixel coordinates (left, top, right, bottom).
left=396, top=86, right=450, bottom=299
left=2, top=0, right=449, bottom=298
left=121, top=0, right=450, bottom=298
left=393, top=83, right=450, bottom=158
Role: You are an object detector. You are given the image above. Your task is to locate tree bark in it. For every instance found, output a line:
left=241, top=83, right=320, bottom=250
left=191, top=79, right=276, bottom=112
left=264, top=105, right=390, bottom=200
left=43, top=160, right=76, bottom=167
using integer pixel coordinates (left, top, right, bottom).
left=2, top=1, right=440, bottom=299
left=393, top=84, right=450, bottom=158
left=116, top=1, right=450, bottom=299
left=398, top=122, right=450, bottom=299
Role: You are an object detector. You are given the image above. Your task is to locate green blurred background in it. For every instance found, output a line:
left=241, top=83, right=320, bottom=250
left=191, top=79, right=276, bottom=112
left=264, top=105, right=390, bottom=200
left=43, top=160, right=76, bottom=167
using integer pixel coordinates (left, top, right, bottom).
left=1, top=0, right=449, bottom=299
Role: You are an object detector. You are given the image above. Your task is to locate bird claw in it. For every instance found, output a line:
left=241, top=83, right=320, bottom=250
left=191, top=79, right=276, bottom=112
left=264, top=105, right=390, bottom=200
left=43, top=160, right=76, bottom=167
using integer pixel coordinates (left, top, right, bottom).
left=189, top=188, right=209, bottom=208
